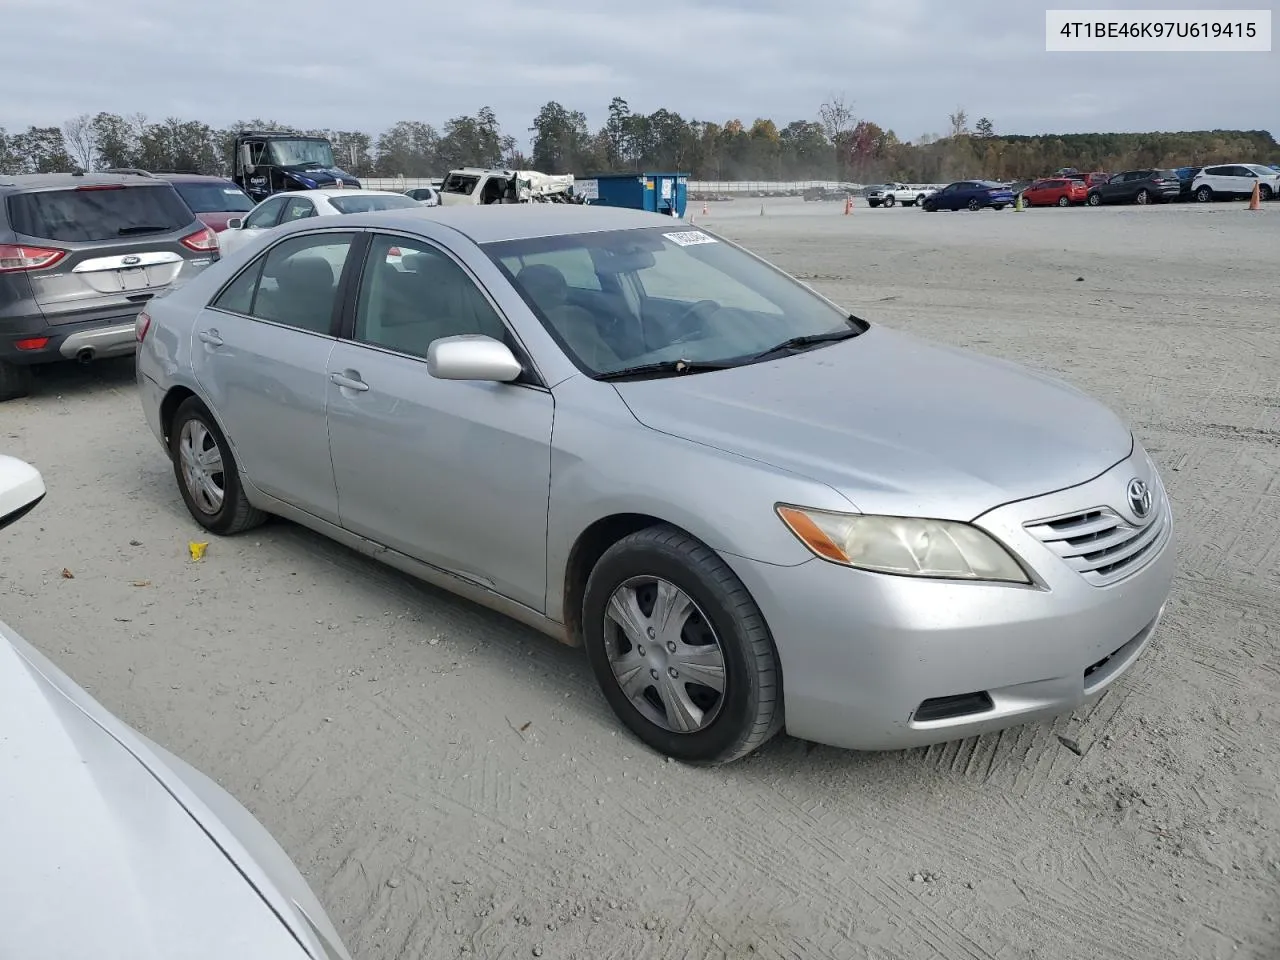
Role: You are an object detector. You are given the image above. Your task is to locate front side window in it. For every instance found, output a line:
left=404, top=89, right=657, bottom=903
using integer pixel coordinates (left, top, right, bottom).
left=211, top=231, right=355, bottom=335
left=352, top=234, right=507, bottom=359
left=243, top=196, right=286, bottom=229
left=486, top=226, right=862, bottom=377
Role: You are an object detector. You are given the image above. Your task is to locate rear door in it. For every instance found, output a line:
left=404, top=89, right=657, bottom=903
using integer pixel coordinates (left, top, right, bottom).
left=5, top=182, right=211, bottom=325
left=190, top=228, right=359, bottom=523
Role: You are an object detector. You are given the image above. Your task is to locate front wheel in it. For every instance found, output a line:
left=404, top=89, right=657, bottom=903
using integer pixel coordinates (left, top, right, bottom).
left=169, top=396, right=267, bottom=536
left=582, top=525, right=783, bottom=765
left=883, top=196, right=896, bottom=207
left=993, top=203, right=1005, bottom=210
left=1087, top=193, right=1102, bottom=206
left=1260, top=184, right=1274, bottom=201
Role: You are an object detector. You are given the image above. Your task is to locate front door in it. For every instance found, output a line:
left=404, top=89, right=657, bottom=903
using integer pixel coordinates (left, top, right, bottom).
left=191, top=229, right=359, bottom=523
left=325, top=231, right=554, bottom=611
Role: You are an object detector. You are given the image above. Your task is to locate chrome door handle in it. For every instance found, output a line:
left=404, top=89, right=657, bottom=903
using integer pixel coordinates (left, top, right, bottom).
left=198, top=329, right=223, bottom=346
left=329, top=371, right=369, bottom=392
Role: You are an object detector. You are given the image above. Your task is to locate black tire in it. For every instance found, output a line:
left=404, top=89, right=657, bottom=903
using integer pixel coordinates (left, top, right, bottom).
left=1135, top=189, right=1150, bottom=205
left=968, top=198, right=981, bottom=211
left=1087, top=193, right=1102, bottom=206
left=883, top=196, right=896, bottom=207
left=1057, top=195, right=1070, bottom=207
left=169, top=395, right=267, bottom=536
left=0, top=359, right=32, bottom=402
left=582, top=524, right=783, bottom=765
left=1195, top=185, right=1213, bottom=203
left=993, top=203, right=1005, bottom=210
left=1260, top=184, right=1274, bottom=201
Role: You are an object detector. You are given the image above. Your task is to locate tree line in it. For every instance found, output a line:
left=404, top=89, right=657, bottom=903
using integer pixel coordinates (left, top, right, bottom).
left=2, top=97, right=1277, bottom=183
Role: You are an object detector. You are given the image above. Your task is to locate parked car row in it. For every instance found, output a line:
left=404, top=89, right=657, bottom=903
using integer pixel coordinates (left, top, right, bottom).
left=916, top=163, right=1279, bottom=213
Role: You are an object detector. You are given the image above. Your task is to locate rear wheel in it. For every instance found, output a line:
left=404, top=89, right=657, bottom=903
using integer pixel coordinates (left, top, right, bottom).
left=169, top=396, right=267, bottom=536
left=582, top=525, right=783, bottom=765
left=1195, top=185, right=1213, bottom=202
left=968, top=198, right=981, bottom=211
left=1135, top=189, right=1151, bottom=204
left=0, top=359, right=32, bottom=402
left=1057, top=195, right=1070, bottom=207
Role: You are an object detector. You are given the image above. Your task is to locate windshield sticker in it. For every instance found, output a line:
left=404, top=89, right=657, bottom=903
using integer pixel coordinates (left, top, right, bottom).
left=223, top=188, right=244, bottom=195
left=663, top=230, right=717, bottom=247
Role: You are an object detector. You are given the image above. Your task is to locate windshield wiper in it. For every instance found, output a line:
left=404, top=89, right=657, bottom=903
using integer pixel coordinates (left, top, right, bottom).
left=117, top=225, right=171, bottom=235
left=742, top=326, right=862, bottom=363
left=595, top=358, right=738, bottom=381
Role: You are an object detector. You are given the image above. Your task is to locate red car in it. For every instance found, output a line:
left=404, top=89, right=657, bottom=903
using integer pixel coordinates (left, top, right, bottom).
left=154, top=173, right=255, bottom=232
left=1022, top=177, right=1088, bottom=207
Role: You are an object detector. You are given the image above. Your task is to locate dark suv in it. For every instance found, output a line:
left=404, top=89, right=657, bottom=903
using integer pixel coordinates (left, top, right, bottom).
left=0, top=172, right=218, bottom=400
left=1085, top=169, right=1181, bottom=206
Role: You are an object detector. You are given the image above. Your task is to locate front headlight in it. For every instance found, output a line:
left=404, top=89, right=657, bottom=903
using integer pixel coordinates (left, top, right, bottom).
left=776, top=505, right=1030, bottom=583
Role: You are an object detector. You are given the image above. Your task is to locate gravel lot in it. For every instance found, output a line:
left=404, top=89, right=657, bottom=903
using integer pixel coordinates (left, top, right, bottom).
left=2, top=198, right=1277, bottom=960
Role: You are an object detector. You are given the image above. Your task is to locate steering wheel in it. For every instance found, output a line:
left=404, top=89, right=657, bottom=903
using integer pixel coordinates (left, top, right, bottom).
left=668, top=299, right=721, bottom=346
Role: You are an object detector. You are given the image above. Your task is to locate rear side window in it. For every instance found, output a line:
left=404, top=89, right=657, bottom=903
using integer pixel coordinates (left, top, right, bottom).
left=6, top=184, right=194, bottom=243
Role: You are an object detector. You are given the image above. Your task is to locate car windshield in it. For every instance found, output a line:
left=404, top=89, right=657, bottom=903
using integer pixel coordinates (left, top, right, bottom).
left=484, top=225, right=864, bottom=377
left=6, top=184, right=193, bottom=243
left=266, top=139, right=336, bottom=168
left=173, top=182, right=254, bottom=213
left=1245, top=165, right=1275, bottom=176
left=327, top=194, right=421, bottom=214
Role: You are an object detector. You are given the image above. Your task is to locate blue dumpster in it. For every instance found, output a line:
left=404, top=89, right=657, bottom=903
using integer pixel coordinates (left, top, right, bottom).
left=578, top=172, right=688, bottom=217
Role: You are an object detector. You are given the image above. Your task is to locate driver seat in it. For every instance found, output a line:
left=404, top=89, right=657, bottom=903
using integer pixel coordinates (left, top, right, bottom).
left=515, top=264, right=619, bottom=369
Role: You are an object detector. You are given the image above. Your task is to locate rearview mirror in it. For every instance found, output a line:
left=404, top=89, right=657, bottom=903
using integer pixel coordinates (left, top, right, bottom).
left=226, top=217, right=243, bottom=230
left=0, top=455, right=46, bottom=533
left=427, top=335, right=522, bottom=382
left=240, top=144, right=256, bottom=175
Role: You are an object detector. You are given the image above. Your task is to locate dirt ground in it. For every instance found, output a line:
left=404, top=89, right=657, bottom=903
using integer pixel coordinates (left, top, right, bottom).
left=2, top=197, right=1277, bottom=960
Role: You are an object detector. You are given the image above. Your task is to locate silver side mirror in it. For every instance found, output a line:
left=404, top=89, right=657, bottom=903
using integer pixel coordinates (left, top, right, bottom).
left=426, top=335, right=522, bottom=382
left=0, top=455, right=46, bottom=532
left=226, top=217, right=244, bottom=230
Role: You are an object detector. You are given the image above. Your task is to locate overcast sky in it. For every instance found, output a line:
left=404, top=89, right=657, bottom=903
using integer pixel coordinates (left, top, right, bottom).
left=5, top=0, right=1276, bottom=146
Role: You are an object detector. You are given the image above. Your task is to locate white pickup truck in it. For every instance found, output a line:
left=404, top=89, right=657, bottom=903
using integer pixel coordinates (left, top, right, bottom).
left=439, top=167, right=584, bottom=205
left=865, top=183, right=939, bottom=208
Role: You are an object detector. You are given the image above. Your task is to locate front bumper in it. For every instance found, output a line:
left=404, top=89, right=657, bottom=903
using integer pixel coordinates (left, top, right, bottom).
left=724, top=446, right=1176, bottom=752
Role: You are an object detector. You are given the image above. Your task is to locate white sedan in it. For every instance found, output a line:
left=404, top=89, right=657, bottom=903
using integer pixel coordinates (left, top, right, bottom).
left=0, top=456, right=352, bottom=960
left=218, top=188, right=424, bottom=257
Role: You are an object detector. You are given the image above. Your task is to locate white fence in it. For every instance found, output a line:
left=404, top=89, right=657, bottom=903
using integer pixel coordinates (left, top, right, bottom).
left=359, top=177, right=868, bottom=195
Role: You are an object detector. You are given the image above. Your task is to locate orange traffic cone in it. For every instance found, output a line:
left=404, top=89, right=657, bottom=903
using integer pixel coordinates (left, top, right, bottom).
left=843, top=196, right=851, bottom=215
left=1248, top=182, right=1261, bottom=210
left=702, top=199, right=708, bottom=215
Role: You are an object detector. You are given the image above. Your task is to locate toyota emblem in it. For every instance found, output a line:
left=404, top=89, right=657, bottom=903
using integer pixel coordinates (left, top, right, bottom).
left=1126, top=478, right=1153, bottom=520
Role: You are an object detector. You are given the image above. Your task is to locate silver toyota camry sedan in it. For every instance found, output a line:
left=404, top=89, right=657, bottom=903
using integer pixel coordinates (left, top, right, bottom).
left=136, top=205, right=1175, bottom=765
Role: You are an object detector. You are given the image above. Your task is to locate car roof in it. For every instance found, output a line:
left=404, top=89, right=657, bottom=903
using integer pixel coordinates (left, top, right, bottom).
left=265, top=188, right=409, bottom=200
left=278, top=204, right=680, bottom=244
left=0, top=172, right=176, bottom=193
left=154, top=173, right=236, bottom=184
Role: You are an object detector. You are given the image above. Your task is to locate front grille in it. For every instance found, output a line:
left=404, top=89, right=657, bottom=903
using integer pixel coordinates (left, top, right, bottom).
left=1024, top=490, right=1169, bottom=587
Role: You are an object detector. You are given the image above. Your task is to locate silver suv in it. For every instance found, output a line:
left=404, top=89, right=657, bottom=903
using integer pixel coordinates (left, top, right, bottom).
left=0, top=172, right=219, bottom=401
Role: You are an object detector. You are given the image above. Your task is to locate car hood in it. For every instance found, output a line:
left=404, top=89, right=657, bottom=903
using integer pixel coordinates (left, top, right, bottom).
left=283, top=168, right=359, bottom=189
left=612, top=325, right=1133, bottom=521
left=0, top=623, right=337, bottom=960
